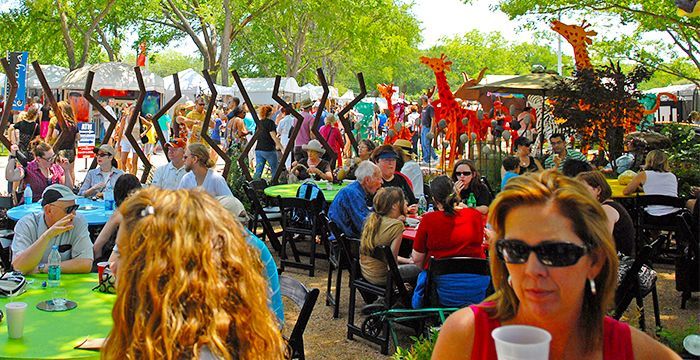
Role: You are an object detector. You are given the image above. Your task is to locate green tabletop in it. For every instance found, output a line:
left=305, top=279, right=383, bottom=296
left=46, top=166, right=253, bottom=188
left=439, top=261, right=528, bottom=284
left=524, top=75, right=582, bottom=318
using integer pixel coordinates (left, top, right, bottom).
left=263, top=181, right=352, bottom=202
left=0, top=274, right=115, bottom=359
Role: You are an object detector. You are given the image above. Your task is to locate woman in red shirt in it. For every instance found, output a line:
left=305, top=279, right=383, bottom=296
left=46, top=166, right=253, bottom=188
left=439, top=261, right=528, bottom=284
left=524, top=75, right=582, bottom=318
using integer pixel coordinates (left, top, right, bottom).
left=411, top=175, right=485, bottom=269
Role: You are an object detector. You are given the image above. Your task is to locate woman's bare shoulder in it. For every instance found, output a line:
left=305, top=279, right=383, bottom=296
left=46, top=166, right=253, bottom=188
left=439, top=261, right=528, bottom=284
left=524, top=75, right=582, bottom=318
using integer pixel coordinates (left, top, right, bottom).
left=629, top=326, right=681, bottom=360
left=431, top=307, right=476, bottom=360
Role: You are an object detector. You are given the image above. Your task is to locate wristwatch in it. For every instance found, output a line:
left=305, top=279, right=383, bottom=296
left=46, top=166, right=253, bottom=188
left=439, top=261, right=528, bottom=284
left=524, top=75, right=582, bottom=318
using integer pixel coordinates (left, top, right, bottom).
left=38, top=263, right=46, bottom=273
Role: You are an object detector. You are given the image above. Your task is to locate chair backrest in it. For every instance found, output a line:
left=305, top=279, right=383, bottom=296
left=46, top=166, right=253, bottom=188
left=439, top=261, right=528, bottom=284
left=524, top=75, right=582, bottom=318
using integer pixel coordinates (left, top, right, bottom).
left=425, top=256, right=490, bottom=307
left=243, top=182, right=265, bottom=214
left=373, top=245, right=411, bottom=305
left=0, top=237, right=13, bottom=272
left=280, top=275, right=320, bottom=358
left=328, top=219, right=361, bottom=275
left=480, top=176, right=494, bottom=196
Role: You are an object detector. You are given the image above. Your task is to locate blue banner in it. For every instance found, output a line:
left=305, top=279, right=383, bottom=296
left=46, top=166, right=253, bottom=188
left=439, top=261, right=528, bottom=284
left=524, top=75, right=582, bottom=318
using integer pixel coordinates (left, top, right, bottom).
left=7, top=51, right=28, bottom=111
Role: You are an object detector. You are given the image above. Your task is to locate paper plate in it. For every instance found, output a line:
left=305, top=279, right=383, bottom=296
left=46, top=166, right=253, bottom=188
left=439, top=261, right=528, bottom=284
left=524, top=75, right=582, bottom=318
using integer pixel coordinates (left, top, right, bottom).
left=684, top=334, right=700, bottom=356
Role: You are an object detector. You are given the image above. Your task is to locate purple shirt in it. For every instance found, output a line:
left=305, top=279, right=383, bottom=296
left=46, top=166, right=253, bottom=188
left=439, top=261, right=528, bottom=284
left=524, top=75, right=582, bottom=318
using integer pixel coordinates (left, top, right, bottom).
left=295, top=110, right=315, bottom=146
left=23, top=160, right=65, bottom=202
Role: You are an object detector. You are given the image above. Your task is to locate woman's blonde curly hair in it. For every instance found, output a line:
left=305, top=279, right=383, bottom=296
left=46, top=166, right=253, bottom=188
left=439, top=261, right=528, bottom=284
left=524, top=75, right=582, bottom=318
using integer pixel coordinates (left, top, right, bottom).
left=102, top=187, right=285, bottom=360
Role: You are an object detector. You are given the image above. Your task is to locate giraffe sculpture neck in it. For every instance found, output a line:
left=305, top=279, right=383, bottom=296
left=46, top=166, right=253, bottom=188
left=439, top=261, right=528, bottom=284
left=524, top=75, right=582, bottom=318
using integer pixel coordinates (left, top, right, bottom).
left=574, top=47, right=592, bottom=71
left=434, top=71, right=456, bottom=105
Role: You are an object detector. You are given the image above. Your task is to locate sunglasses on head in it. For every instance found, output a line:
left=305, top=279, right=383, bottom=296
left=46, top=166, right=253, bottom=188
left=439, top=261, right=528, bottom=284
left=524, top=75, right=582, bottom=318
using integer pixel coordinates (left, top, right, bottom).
left=454, top=171, right=472, bottom=177
left=495, top=239, right=589, bottom=267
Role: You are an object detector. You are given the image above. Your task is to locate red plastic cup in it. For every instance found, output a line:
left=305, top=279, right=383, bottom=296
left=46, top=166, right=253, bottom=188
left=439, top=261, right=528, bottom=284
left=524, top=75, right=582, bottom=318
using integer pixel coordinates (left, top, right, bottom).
left=97, top=262, right=110, bottom=281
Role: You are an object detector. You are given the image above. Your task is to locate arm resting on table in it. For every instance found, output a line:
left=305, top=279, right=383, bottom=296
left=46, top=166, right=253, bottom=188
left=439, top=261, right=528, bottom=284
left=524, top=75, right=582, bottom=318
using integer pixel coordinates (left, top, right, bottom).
left=60, top=258, right=93, bottom=274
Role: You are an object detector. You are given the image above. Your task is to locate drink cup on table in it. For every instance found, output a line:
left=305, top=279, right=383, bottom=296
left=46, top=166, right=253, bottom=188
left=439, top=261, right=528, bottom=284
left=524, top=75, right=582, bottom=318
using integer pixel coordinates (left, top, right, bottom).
left=52, top=288, right=67, bottom=310
left=97, top=261, right=110, bottom=281
left=5, top=302, right=28, bottom=339
left=492, top=325, right=551, bottom=360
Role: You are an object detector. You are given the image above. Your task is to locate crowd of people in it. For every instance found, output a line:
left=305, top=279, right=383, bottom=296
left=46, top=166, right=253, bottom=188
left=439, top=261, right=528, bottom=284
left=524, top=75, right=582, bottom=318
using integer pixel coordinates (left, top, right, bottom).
left=1, top=93, right=697, bottom=359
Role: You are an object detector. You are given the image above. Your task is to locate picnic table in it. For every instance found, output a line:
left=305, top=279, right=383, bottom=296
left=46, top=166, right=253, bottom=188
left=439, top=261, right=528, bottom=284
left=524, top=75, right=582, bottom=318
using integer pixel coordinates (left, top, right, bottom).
left=607, top=178, right=643, bottom=199
left=263, top=181, right=351, bottom=202
left=0, top=274, right=115, bottom=359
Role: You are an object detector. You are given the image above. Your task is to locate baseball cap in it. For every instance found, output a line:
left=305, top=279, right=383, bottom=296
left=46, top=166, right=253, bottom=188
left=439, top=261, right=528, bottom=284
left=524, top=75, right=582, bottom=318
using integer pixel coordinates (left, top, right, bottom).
left=376, top=150, right=399, bottom=160
left=166, top=138, right=187, bottom=149
left=41, top=184, right=81, bottom=206
left=93, top=144, right=116, bottom=156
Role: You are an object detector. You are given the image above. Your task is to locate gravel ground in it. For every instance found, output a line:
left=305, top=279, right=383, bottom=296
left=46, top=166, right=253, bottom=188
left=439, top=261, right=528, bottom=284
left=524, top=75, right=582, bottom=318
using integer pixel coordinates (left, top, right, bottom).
left=276, top=244, right=698, bottom=359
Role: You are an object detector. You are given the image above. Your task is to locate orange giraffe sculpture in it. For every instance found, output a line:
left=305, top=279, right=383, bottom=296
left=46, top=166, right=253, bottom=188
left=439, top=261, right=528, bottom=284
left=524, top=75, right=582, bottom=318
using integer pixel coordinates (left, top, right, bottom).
left=377, top=83, right=410, bottom=144
left=551, top=20, right=597, bottom=71
left=454, top=67, right=488, bottom=101
left=420, top=54, right=478, bottom=170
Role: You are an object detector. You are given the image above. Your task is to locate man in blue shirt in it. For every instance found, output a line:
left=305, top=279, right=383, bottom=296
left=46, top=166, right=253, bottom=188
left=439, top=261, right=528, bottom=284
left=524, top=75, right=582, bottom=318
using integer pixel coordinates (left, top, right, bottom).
left=329, top=161, right=383, bottom=238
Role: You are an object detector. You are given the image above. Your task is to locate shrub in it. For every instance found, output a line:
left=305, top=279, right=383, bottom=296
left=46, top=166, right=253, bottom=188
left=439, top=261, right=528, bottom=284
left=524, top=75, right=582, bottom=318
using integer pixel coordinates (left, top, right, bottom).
left=392, top=329, right=439, bottom=360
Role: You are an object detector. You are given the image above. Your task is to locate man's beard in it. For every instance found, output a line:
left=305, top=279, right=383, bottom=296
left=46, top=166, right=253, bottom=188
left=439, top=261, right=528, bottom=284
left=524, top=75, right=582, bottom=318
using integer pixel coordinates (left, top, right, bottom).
left=184, top=163, right=193, bottom=172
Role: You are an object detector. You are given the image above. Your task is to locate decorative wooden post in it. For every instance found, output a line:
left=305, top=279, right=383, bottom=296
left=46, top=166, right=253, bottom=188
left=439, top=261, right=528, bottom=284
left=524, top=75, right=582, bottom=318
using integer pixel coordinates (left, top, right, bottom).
left=200, top=71, right=231, bottom=178
left=123, top=67, right=151, bottom=183
left=271, top=76, right=304, bottom=185
left=150, top=75, right=181, bottom=162
left=308, top=68, right=336, bottom=168
left=83, top=71, right=117, bottom=169
left=336, top=72, right=367, bottom=155
left=232, top=70, right=262, bottom=182
left=0, top=59, right=18, bottom=150
left=31, top=61, right=68, bottom=153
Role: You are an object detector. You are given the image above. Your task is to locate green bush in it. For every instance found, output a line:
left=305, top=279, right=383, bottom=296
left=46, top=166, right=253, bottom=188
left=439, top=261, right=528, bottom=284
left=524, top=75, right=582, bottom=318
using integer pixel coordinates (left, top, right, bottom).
left=392, top=329, right=439, bottom=360
left=657, top=123, right=700, bottom=197
left=657, top=322, right=700, bottom=354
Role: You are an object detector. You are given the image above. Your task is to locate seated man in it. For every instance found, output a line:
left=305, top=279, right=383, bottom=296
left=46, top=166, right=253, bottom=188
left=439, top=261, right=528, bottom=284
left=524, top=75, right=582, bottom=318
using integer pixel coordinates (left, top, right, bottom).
left=11, top=184, right=93, bottom=274
left=544, top=133, right=588, bottom=171
left=329, top=160, right=383, bottom=239
left=150, top=138, right=187, bottom=190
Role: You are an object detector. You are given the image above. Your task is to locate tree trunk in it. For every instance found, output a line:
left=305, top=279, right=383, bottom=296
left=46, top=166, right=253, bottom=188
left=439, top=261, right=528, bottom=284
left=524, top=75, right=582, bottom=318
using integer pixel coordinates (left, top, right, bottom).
left=219, top=0, right=233, bottom=86
left=55, top=0, right=76, bottom=70
left=606, top=126, right=625, bottom=173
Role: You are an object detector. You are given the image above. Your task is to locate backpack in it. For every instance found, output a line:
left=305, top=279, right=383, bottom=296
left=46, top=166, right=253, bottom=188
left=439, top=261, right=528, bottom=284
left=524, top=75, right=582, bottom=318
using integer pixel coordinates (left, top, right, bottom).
left=290, top=181, right=326, bottom=228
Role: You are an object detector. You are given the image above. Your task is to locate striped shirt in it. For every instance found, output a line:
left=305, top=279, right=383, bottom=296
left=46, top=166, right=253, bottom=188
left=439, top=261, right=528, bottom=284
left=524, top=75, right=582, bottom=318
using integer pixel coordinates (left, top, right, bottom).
left=544, top=149, right=587, bottom=171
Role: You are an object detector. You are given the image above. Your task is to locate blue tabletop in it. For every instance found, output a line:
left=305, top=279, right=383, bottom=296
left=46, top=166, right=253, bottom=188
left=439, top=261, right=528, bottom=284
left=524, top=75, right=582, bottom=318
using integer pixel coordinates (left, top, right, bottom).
left=7, top=199, right=113, bottom=226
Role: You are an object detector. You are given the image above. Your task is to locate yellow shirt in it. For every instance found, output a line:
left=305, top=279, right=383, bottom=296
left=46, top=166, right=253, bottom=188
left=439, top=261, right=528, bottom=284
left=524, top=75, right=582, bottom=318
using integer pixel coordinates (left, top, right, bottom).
left=185, top=110, right=206, bottom=143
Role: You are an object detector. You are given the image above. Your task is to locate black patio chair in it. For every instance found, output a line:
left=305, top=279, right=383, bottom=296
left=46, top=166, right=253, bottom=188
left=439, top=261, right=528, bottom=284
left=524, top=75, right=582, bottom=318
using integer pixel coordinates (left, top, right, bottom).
left=613, top=245, right=661, bottom=332
left=242, top=181, right=282, bottom=252
left=0, top=195, right=15, bottom=272
left=324, top=218, right=356, bottom=318
left=424, top=256, right=492, bottom=308
left=634, top=195, right=693, bottom=265
left=278, top=196, right=329, bottom=277
left=280, top=275, right=320, bottom=360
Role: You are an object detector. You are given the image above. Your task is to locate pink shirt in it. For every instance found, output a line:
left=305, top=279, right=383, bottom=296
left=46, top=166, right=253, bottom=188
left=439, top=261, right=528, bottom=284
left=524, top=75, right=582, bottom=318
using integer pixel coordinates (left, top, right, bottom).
left=295, top=110, right=314, bottom=146
left=23, top=160, right=65, bottom=203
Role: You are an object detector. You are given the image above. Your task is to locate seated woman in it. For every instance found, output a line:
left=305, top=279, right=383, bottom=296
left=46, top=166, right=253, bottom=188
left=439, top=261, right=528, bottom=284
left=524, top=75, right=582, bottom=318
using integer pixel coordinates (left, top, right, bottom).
left=577, top=171, right=636, bottom=257
left=102, top=188, right=286, bottom=359
left=411, top=176, right=489, bottom=308
left=78, top=144, right=123, bottom=197
left=5, top=140, right=72, bottom=203
left=451, top=159, right=492, bottom=215
left=623, top=150, right=683, bottom=220
left=346, top=139, right=376, bottom=180
left=93, top=174, right=142, bottom=263
left=431, top=170, right=678, bottom=359
left=372, top=145, right=418, bottom=206
left=360, top=187, right=420, bottom=286
left=292, top=139, right=333, bottom=181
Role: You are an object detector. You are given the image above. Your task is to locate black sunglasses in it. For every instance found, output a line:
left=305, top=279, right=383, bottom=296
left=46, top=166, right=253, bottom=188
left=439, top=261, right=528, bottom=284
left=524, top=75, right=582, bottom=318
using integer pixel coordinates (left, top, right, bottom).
left=454, top=171, right=472, bottom=177
left=97, top=153, right=111, bottom=158
left=495, top=239, right=588, bottom=267
left=64, top=204, right=80, bottom=214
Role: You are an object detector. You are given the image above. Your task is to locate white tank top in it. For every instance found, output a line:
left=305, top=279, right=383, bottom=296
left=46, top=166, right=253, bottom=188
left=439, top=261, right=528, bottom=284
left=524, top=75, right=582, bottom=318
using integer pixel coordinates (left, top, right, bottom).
left=643, top=171, right=679, bottom=216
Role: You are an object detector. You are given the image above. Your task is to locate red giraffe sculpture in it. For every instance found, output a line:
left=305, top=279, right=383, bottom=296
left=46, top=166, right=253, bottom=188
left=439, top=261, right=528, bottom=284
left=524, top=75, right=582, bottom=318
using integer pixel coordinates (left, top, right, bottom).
left=420, top=54, right=478, bottom=170
left=377, top=83, right=410, bottom=144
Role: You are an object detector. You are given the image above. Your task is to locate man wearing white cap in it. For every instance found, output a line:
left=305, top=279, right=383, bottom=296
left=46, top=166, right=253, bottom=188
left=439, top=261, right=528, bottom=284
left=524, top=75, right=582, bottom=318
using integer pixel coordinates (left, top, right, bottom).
left=11, top=184, right=94, bottom=274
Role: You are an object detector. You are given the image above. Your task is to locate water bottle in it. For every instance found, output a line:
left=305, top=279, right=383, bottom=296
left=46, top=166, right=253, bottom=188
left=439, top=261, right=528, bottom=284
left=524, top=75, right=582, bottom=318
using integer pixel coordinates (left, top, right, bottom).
left=48, top=245, right=61, bottom=287
left=103, top=183, right=114, bottom=211
left=467, top=193, right=477, bottom=208
left=418, top=195, right=427, bottom=215
left=23, top=185, right=33, bottom=205
left=427, top=204, right=434, bottom=213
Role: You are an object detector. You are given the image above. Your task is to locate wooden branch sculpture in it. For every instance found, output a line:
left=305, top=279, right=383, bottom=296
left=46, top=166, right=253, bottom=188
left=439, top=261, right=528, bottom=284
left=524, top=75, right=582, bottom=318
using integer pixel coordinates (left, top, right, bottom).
left=0, top=59, right=18, bottom=150
left=309, top=68, right=337, bottom=168
left=123, top=67, right=151, bottom=183
left=199, top=71, right=231, bottom=178
left=150, top=74, right=181, bottom=162
left=233, top=70, right=263, bottom=182
left=271, top=76, right=305, bottom=185
left=30, top=62, right=68, bottom=153
left=337, top=72, right=367, bottom=155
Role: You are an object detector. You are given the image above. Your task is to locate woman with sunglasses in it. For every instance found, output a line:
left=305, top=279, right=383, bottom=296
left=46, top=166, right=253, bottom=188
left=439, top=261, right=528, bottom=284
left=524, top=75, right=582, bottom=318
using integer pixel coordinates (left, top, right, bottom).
left=432, top=170, right=678, bottom=360
left=345, top=139, right=376, bottom=180
left=451, top=159, right=492, bottom=215
left=78, top=144, right=124, bottom=197
left=5, top=140, right=71, bottom=204
left=410, top=176, right=488, bottom=308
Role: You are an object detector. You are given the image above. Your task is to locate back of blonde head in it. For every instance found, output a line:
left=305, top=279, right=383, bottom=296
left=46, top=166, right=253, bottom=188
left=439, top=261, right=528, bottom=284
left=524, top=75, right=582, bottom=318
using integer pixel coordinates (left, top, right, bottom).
left=188, top=143, right=215, bottom=168
left=103, top=187, right=285, bottom=360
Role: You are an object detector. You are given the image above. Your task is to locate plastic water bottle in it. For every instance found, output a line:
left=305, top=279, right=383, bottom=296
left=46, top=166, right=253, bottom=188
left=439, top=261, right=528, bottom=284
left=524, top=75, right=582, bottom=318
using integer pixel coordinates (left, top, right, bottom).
left=418, top=195, right=427, bottom=215
left=24, top=185, right=33, bottom=205
left=427, top=204, right=434, bottom=213
left=48, top=245, right=61, bottom=287
left=467, top=193, right=477, bottom=208
left=103, top=183, right=115, bottom=211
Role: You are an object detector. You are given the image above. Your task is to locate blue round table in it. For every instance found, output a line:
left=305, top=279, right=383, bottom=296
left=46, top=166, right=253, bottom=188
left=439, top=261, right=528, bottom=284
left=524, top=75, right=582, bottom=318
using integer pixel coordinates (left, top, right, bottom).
left=7, top=199, right=113, bottom=226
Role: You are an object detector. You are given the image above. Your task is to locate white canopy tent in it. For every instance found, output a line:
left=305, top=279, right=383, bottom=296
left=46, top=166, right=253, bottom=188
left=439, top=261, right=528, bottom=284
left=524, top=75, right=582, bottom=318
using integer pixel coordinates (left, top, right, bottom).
left=26, top=65, right=69, bottom=89
left=644, top=83, right=697, bottom=101
left=339, top=90, right=355, bottom=104
left=60, top=62, right=165, bottom=93
left=228, top=77, right=302, bottom=105
left=163, top=68, right=208, bottom=102
left=301, top=83, right=340, bottom=101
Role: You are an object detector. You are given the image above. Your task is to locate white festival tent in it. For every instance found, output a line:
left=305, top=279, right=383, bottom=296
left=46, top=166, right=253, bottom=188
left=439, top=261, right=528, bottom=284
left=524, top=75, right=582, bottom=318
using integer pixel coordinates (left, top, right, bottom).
left=163, top=68, right=209, bottom=102
left=301, top=83, right=340, bottom=101
left=644, top=83, right=698, bottom=101
left=60, top=62, right=165, bottom=93
left=227, top=77, right=303, bottom=105
left=27, top=65, right=69, bottom=89
left=339, top=89, right=355, bottom=104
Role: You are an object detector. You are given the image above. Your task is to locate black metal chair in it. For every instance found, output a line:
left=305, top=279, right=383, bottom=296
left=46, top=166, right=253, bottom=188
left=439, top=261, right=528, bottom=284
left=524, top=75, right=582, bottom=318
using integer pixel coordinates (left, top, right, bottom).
left=278, top=196, right=328, bottom=277
left=424, top=256, right=492, bottom=308
left=325, top=218, right=356, bottom=318
left=0, top=195, right=15, bottom=272
left=280, top=275, right=320, bottom=360
left=242, top=181, right=282, bottom=252
left=613, top=245, right=661, bottom=332
left=634, top=195, right=693, bottom=265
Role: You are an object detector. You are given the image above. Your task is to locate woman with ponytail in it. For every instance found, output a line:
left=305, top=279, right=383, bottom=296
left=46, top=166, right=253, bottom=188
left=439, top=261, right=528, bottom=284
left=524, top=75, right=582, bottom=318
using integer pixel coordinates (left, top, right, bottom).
left=177, top=143, right=233, bottom=197
left=360, top=187, right=421, bottom=286
left=410, top=176, right=489, bottom=308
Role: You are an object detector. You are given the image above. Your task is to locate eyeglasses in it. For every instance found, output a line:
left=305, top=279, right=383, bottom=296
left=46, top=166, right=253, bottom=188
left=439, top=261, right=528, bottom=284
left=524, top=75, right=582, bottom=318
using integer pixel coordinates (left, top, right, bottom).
left=41, top=154, right=56, bottom=162
left=52, top=203, right=79, bottom=214
left=97, top=153, right=111, bottom=158
left=454, top=171, right=472, bottom=177
left=495, top=239, right=588, bottom=267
